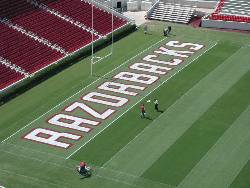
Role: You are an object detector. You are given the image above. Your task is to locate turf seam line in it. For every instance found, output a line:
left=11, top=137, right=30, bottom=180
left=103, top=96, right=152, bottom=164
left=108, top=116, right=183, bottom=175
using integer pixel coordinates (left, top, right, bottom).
left=66, top=41, right=219, bottom=159
left=1, top=37, right=167, bottom=143
left=1, top=142, right=65, bottom=159
left=0, top=148, right=73, bottom=170
left=0, top=168, right=69, bottom=188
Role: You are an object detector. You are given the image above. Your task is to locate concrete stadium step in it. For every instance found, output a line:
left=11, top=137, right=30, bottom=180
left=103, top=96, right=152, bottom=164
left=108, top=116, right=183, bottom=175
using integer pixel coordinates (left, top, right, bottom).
left=148, top=1, right=194, bottom=24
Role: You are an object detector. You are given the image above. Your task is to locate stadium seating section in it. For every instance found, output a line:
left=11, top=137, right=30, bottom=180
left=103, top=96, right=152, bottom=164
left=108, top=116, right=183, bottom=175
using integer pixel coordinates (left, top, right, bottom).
left=42, top=0, right=127, bottom=35
left=210, top=0, right=250, bottom=23
left=0, top=0, right=128, bottom=91
left=148, top=1, right=195, bottom=24
left=0, top=64, right=25, bottom=90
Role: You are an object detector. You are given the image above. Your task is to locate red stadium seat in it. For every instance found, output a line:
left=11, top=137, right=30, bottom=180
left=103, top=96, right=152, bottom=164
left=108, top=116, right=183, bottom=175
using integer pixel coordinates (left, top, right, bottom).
left=0, top=0, right=128, bottom=90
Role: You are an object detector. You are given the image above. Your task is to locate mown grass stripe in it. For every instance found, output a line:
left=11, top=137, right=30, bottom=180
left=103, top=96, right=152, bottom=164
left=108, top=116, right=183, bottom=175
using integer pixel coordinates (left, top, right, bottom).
left=178, top=106, right=250, bottom=188
left=229, top=159, right=250, bottom=188
left=142, top=70, right=250, bottom=185
left=72, top=42, right=241, bottom=165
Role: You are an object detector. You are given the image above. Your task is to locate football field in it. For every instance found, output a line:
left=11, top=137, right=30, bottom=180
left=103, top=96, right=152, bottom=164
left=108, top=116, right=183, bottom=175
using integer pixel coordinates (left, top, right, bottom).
left=0, top=22, right=250, bottom=188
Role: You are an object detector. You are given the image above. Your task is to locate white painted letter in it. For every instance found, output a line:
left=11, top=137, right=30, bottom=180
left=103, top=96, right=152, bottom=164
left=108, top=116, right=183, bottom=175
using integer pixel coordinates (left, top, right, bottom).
left=65, top=102, right=115, bottom=120
left=166, top=41, right=203, bottom=51
left=155, top=47, right=193, bottom=58
left=24, top=128, right=81, bottom=149
left=98, top=82, right=145, bottom=96
left=143, top=55, right=182, bottom=66
left=82, top=92, right=128, bottom=107
left=130, top=63, right=171, bottom=75
left=48, top=114, right=99, bottom=132
left=114, top=72, right=158, bottom=85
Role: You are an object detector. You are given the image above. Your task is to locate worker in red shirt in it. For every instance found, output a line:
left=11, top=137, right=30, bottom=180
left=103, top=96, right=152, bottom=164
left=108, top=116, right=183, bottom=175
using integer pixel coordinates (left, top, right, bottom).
left=140, top=104, right=146, bottom=118
left=76, top=161, right=91, bottom=177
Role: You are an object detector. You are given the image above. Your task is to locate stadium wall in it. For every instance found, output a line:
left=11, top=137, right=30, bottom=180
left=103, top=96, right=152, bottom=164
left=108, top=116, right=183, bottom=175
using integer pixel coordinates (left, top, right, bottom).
left=100, top=0, right=217, bottom=11
left=202, top=17, right=250, bottom=31
left=87, top=0, right=133, bottom=20
left=154, top=0, right=217, bottom=9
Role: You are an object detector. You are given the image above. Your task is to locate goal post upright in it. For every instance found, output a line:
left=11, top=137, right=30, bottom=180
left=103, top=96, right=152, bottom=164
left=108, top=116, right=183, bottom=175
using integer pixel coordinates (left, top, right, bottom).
left=90, top=0, right=114, bottom=76
left=111, top=0, right=114, bottom=55
left=91, top=0, right=94, bottom=76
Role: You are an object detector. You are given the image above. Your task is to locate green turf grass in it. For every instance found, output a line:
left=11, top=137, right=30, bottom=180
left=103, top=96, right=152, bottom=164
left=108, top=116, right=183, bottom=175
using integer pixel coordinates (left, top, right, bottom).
left=230, top=160, right=250, bottom=188
left=142, top=70, right=250, bottom=186
left=71, top=41, right=241, bottom=165
left=177, top=106, right=250, bottom=188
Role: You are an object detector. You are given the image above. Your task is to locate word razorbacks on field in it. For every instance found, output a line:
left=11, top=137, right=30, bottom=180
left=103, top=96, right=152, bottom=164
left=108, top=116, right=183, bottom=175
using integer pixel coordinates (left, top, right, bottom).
left=23, top=41, right=204, bottom=149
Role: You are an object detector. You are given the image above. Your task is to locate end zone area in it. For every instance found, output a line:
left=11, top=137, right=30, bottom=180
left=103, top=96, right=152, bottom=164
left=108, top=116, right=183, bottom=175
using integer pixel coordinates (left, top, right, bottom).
left=1, top=36, right=214, bottom=158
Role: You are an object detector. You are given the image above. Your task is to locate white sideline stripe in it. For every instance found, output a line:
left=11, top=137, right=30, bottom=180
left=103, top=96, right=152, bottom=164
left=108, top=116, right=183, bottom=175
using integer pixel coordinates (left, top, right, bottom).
left=1, top=37, right=166, bottom=144
left=66, top=41, right=218, bottom=159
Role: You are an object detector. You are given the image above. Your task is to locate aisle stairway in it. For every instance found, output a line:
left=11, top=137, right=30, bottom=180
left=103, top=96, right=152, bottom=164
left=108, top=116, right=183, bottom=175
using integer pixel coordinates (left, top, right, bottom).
left=148, top=2, right=195, bottom=24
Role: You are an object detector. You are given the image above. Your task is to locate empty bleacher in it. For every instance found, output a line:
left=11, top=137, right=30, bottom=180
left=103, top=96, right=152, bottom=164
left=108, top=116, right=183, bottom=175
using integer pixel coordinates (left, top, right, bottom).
left=0, top=64, right=25, bottom=91
left=0, top=0, right=129, bottom=91
left=210, top=0, right=250, bottom=23
left=148, top=1, right=195, bottom=24
left=41, top=0, right=127, bottom=35
left=11, top=7, right=99, bottom=52
left=220, top=0, right=250, bottom=17
left=0, top=0, right=36, bottom=19
left=0, top=23, right=64, bottom=74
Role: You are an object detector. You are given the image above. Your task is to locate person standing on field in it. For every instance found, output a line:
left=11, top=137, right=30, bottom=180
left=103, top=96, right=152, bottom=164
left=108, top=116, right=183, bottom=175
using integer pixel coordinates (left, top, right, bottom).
left=140, top=104, right=146, bottom=118
left=144, top=24, right=148, bottom=34
left=154, top=99, right=159, bottom=112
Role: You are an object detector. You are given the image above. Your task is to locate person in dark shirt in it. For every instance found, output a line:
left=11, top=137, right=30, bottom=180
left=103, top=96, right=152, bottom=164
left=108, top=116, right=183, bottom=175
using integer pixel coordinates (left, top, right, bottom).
left=140, top=104, right=146, bottom=118
left=154, top=99, right=159, bottom=112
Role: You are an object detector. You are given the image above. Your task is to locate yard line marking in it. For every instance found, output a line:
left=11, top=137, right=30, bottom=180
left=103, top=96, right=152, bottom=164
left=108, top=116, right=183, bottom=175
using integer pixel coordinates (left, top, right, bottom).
left=66, top=41, right=218, bottom=159
left=1, top=37, right=167, bottom=143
